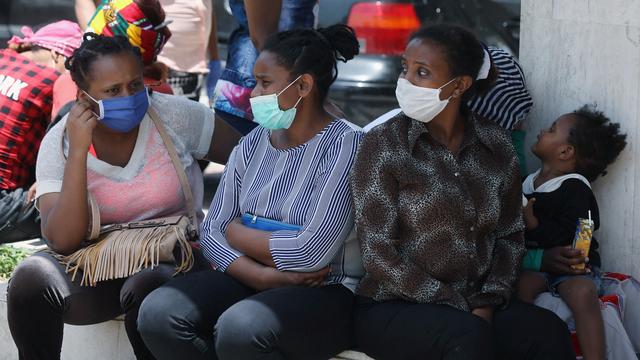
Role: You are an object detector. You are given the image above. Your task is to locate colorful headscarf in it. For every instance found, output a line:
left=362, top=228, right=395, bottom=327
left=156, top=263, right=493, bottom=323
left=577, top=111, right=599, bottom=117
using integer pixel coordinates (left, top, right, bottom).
left=87, top=0, right=171, bottom=65
left=7, top=20, right=83, bottom=58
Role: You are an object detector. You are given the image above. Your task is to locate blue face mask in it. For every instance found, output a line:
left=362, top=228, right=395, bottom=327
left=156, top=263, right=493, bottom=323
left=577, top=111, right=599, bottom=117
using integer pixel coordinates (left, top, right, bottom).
left=250, top=75, right=302, bottom=130
left=83, top=88, right=150, bottom=133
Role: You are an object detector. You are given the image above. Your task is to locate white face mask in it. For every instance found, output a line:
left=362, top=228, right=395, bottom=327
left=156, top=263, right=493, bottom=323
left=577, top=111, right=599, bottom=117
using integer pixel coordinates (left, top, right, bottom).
left=395, top=77, right=456, bottom=123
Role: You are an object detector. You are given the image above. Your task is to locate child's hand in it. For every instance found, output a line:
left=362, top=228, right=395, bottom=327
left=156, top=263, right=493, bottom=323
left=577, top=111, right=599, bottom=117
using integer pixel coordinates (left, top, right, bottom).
left=523, top=198, right=539, bottom=230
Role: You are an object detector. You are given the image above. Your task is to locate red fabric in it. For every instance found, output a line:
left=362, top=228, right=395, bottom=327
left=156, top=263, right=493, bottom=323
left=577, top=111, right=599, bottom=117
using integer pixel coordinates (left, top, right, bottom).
left=147, top=80, right=173, bottom=95
left=600, top=294, right=621, bottom=308
left=570, top=332, right=582, bottom=357
left=603, top=272, right=632, bottom=281
left=88, top=144, right=97, bottom=158
left=0, top=49, right=59, bottom=190
left=51, top=72, right=76, bottom=119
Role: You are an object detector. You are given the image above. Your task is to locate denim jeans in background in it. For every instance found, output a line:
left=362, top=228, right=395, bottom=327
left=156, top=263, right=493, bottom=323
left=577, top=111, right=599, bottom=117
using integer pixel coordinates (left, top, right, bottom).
left=212, top=0, right=317, bottom=129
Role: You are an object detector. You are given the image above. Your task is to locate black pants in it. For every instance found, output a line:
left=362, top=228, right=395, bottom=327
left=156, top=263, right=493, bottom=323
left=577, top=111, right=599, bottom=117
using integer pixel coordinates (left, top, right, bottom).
left=6, top=251, right=199, bottom=360
left=354, top=296, right=576, bottom=360
left=138, top=270, right=354, bottom=360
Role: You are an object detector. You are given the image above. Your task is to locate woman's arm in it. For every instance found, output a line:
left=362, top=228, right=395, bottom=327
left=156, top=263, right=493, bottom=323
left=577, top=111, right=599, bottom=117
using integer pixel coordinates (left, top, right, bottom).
left=244, top=0, right=283, bottom=51
left=39, top=101, right=97, bottom=254
left=226, top=219, right=275, bottom=266
left=226, top=132, right=362, bottom=272
left=200, top=145, right=246, bottom=271
left=468, top=153, right=525, bottom=310
left=226, top=256, right=330, bottom=291
left=205, top=114, right=243, bottom=164
left=74, top=0, right=99, bottom=29
left=350, top=132, right=464, bottom=305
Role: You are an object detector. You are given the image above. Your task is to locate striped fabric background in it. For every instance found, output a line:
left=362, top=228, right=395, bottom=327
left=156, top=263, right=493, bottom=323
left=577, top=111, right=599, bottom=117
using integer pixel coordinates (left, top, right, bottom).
left=468, top=46, right=534, bottom=130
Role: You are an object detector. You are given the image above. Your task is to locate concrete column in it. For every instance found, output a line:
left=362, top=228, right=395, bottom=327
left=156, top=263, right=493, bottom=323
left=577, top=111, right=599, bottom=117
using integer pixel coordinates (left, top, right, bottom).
left=519, top=0, right=640, bottom=277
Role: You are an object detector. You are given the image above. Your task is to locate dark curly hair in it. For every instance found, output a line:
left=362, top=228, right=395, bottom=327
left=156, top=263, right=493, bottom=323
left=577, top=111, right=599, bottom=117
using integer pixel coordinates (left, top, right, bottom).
left=262, top=24, right=359, bottom=102
left=65, top=33, right=142, bottom=90
left=568, top=105, right=627, bottom=182
left=409, top=24, right=498, bottom=106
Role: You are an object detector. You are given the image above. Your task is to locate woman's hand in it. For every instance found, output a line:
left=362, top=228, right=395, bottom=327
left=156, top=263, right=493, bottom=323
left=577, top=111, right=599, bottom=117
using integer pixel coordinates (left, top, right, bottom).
left=66, top=100, right=98, bottom=153
left=471, top=306, right=494, bottom=324
left=523, top=198, right=539, bottom=230
left=26, top=183, right=37, bottom=204
left=263, top=266, right=331, bottom=289
left=541, top=246, right=589, bottom=275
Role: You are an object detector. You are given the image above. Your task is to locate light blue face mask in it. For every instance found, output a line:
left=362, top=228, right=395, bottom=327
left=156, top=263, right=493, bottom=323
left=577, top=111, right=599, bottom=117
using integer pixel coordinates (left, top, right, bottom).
left=250, top=75, right=302, bottom=130
left=83, top=88, right=149, bottom=133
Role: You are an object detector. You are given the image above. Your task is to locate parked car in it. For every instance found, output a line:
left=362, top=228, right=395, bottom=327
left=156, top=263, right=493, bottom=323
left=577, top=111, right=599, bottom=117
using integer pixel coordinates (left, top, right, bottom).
left=315, top=0, right=522, bottom=126
left=0, top=0, right=521, bottom=126
left=0, top=0, right=75, bottom=45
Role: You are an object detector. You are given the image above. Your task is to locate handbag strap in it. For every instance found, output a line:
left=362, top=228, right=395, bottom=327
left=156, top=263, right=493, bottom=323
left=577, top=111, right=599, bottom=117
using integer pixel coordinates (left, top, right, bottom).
left=88, top=193, right=101, bottom=239
left=87, top=105, right=198, bottom=239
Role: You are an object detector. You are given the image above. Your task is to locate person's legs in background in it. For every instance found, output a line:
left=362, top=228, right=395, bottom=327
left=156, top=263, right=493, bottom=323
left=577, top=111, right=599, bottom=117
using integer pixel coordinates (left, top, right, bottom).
left=212, top=0, right=259, bottom=122
left=212, top=0, right=317, bottom=133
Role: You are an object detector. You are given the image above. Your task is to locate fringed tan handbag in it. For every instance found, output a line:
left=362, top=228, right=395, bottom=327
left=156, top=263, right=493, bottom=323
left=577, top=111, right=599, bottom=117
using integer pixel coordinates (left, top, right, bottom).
left=58, top=106, right=197, bottom=286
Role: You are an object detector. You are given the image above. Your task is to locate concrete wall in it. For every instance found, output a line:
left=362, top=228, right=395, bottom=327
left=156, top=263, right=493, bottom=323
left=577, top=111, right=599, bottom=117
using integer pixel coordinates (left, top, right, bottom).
left=519, top=0, right=640, bottom=277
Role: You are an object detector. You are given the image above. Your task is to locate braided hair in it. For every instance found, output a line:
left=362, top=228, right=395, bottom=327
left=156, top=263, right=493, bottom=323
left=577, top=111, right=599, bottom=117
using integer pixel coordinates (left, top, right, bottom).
left=262, top=24, right=360, bottom=101
left=65, top=33, right=142, bottom=90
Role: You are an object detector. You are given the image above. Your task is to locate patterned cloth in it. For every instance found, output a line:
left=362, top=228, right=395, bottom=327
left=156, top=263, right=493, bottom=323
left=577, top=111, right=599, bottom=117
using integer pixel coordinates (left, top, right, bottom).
left=87, top=0, right=171, bottom=65
left=350, top=112, right=525, bottom=311
left=7, top=20, right=83, bottom=58
left=468, top=46, right=534, bottom=131
left=200, top=119, right=365, bottom=291
left=0, top=49, right=59, bottom=190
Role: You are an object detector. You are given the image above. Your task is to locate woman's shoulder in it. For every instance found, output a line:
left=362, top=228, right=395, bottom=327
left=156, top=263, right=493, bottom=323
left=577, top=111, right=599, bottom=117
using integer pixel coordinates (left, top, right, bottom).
left=40, top=115, right=68, bottom=151
left=150, top=92, right=212, bottom=123
left=363, top=112, right=412, bottom=148
left=36, top=115, right=68, bottom=178
left=313, top=119, right=363, bottom=154
left=471, top=113, right=514, bottom=154
left=329, top=118, right=363, bottom=139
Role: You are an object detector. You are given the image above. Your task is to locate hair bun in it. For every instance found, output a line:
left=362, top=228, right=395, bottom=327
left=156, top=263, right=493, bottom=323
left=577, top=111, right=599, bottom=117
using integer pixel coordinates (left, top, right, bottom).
left=317, top=24, right=359, bottom=62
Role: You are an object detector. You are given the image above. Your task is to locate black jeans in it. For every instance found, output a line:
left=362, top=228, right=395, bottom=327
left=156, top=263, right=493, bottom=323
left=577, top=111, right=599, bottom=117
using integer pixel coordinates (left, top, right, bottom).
left=137, top=270, right=354, bottom=360
left=6, top=251, right=200, bottom=360
left=353, top=296, right=576, bottom=360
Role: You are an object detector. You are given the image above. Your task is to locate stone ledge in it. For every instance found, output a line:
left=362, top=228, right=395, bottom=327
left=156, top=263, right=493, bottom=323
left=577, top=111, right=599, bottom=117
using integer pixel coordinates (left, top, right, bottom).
left=0, top=281, right=372, bottom=360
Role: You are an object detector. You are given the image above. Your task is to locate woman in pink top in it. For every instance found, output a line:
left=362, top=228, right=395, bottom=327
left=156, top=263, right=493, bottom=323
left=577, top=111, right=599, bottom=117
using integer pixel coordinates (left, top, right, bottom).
left=6, top=33, right=220, bottom=359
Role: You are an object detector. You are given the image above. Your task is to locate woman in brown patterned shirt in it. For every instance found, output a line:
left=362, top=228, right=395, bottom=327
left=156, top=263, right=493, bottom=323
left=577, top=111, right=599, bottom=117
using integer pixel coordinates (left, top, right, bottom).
left=350, top=24, right=575, bottom=360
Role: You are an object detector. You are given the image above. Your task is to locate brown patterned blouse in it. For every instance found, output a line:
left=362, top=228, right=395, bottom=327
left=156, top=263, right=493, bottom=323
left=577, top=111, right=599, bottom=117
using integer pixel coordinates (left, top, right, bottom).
left=350, top=112, right=525, bottom=311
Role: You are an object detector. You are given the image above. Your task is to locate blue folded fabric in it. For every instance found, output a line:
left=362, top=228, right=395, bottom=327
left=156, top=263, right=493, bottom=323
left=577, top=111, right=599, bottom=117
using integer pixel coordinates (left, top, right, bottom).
left=241, top=213, right=302, bottom=232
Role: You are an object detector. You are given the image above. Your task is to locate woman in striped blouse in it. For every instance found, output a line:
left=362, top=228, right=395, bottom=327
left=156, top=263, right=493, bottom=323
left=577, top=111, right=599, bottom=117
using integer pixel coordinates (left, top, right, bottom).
left=138, top=24, right=364, bottom=360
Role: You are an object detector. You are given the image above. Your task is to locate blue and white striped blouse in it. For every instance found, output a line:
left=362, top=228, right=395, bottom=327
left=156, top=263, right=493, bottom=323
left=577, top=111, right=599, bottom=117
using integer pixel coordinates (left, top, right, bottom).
left=201, top=119, right=365, bottom=291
